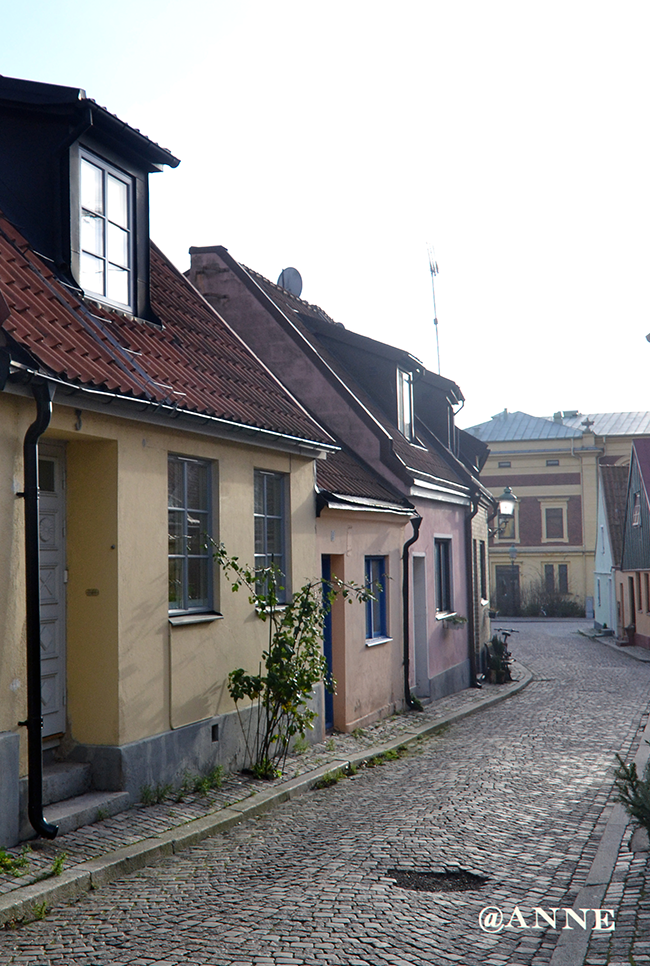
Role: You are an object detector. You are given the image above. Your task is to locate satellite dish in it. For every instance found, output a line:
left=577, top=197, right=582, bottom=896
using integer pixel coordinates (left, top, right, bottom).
left=277, top=267, right=302, bottom=297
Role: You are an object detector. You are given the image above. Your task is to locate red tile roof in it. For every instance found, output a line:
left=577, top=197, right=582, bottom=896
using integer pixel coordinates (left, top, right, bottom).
left=0, top=216, right=333, bottom=447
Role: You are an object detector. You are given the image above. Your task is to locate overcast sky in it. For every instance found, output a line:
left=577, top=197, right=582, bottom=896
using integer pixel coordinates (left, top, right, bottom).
left=3, top=1, right=649, bottom=427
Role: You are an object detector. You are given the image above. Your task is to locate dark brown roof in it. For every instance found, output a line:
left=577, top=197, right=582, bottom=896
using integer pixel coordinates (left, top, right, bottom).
left=601, top=463, right=628, bottom=567
left=0, top=216, right=333, bottom=447
left=245, top=267, right=467, bottom=491
left=317, top=447, right=408, bottom=503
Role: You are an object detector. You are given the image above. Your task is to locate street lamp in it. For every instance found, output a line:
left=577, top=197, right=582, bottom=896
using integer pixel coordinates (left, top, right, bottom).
left=488, top=486, right=518, bottom=538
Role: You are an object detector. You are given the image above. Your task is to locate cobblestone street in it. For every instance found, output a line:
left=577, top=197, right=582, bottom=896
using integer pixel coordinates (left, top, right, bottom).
left=2, top=621, right=650, bottom=966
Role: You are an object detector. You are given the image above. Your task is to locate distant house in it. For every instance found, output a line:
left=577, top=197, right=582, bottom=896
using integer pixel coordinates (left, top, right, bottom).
left=0, top=77, right=334, bottom=847
left=466, top=409, right=650, bottom=617
left=594, top=464, right=627, bottom=633
left=618, top=439, right=650, bottom=646
left=187, top=247, right=494, bottom=718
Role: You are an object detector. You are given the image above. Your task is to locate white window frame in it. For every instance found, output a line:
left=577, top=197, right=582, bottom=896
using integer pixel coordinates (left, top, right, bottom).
left=434, top=538, right=453, bottom=615
left=540, top=500, right=568, bottom=544
left=79, top=149, right=134, bottom=311
left=396, top=368, right=414, bottom=441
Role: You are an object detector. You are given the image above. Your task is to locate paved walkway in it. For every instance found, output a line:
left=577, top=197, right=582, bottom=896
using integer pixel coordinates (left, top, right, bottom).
left=2, top=620, right=650, bottom=966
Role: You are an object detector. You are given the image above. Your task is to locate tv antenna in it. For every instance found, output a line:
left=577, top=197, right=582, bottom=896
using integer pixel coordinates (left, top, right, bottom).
left=427, top=244, right=441, bottom=374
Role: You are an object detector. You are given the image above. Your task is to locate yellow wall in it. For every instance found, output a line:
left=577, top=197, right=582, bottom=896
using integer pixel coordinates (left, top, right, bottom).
left=0, top=395, right=30, bottom=756
left=1, top=391, right=319, bottom=755
left=483, top=432, right=637, bottom=609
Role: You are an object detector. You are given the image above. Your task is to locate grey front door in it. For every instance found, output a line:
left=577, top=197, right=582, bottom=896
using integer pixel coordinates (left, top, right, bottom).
left=38, top=444, right=66, bottom=739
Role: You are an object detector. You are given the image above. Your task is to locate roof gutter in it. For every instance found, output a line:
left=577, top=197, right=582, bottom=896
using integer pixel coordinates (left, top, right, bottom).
left=20, top=381, right=58, bottom=839
left=7, top=364, right=337, bottom=457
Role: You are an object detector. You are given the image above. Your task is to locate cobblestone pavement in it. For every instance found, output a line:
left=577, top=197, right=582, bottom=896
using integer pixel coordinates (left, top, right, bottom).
left=2, top=620, right=650, bottom=966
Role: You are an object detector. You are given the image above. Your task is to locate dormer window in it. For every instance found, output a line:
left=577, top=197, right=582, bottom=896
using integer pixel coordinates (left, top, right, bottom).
left=79, top=151, right=133, bottom=311
left=397, top=368, right=414, bottom=440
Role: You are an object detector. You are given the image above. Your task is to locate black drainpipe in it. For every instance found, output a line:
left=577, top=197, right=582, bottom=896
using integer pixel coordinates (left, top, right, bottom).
left=20, top=381, right=59, bottom=839
left=402, top=514, right=423, bottom=709
left=466, top=493, right=482, bottom=688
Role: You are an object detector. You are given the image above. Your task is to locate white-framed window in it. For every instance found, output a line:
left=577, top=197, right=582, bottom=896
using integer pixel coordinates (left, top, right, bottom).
left=396, top=368, right=414, bottom=441
left=435, top=538, right=453, bottom=613
left=541, top=501, right=568, bottom=543
left=254, top=470, right=287, bottom=601
left=365, top=556, right=389, bottom=643
left=632, top=492, right=641, bottom=527
left=79, top=150, right=134, bottom=310
left=168, top=456, right=212, bottom=613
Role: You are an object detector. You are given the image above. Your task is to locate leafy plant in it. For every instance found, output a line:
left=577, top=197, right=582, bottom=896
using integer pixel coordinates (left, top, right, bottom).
left=614, top=753, right=650, bottom=834
left=49, top=852, right=66, bottom=877
left=0, top=845, right=29, bottom=877
left=213, top=543, right=373, bottom=779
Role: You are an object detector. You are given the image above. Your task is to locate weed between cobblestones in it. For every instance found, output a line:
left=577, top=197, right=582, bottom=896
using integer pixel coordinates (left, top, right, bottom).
left=140, top=766, right=225, bottom=807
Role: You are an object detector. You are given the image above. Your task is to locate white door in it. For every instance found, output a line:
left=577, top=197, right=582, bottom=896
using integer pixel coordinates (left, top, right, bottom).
left=38, top=444, right=66, bottom=739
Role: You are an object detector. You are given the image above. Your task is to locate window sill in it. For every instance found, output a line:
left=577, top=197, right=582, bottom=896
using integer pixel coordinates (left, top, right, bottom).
left=435, top=611, right=457, bottom=621
left=169, top=612, right=223, bottom=626
left=365, top=635, right=392, bottom=648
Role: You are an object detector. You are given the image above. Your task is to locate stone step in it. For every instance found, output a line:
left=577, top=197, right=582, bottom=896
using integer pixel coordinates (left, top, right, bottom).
left=42, top=762, right=92, bottom=806
left=41, top=790, right=131, bottom=837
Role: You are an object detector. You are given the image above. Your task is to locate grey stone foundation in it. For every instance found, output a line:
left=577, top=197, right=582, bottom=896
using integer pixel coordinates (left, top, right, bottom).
left=0, top=732, right=20, bottom=848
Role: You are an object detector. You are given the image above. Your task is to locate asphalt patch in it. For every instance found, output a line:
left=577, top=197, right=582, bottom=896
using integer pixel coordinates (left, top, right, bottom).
left=387, top=868, right=489, bottom=893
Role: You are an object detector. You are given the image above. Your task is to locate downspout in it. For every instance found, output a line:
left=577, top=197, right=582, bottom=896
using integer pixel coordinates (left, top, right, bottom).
left=21, top=381, right=58, bottom=839
left=466, top=493, right=482, bottom=688
left=402, top=514, right=423, bottom=709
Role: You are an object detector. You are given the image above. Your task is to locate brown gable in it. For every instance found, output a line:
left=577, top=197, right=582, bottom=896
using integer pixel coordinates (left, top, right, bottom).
left=601, top=463, right=628, bottom=567
left=0, top=216, right=333, bottom=447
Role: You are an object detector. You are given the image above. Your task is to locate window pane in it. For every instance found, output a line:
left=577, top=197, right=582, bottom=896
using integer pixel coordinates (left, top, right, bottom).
left=168, top=460, right=184, bottom=508
left=168, top=510, right=184, bottom=555
left=38, top=459, right=56, bottom=493
left=81, top=212, right=104, bottom=257
left=265, top=475, right=283, bottom=517
left=107, top=264, right=129, bottom=305
left=81, top=159, right=103, bottom=214
left=266, top=518, right=282, bottom=556
left=187, top=512, right=209, bottom=554
left=107, top=222, right=129, bottom=268
left=168, top=556, right=183, bottom=608
left=80, top=252, right=105, bottom=295
left=545, top=508, right=564, bottom=539
left=558, top=564, right=568, bottom=594
left=254, top=472, right=264, bottom=514
left=545, top=564, right=555, bottom=593
left=186, top=462, right=208, bottom=509
left=107, top=174, right=128, bottom=228
left=187, top=557, right=208, bottom=606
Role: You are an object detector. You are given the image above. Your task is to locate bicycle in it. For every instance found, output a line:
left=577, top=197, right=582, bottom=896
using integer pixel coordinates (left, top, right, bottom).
left=481, top=627, right=518, bottom=683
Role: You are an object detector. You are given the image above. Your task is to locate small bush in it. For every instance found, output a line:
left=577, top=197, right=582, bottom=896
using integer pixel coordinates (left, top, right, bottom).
left=614, top=754, right=650, bottom=834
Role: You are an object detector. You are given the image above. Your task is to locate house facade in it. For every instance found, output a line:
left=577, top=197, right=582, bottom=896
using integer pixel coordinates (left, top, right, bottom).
left=0, top=78, right=335, bottom=847
left=466, top=409, right=650, bottom=617
left=594, top=464, right=627, bottom=633
left=617, top=439, right=650, bottom=646
left=187, top=247, right=494, bottom=716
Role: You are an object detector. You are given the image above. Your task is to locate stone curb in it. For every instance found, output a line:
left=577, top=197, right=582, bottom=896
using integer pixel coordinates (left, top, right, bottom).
left=0, top=665, right=533, bottom=926
left=548, top=688, right=650, bottom=964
